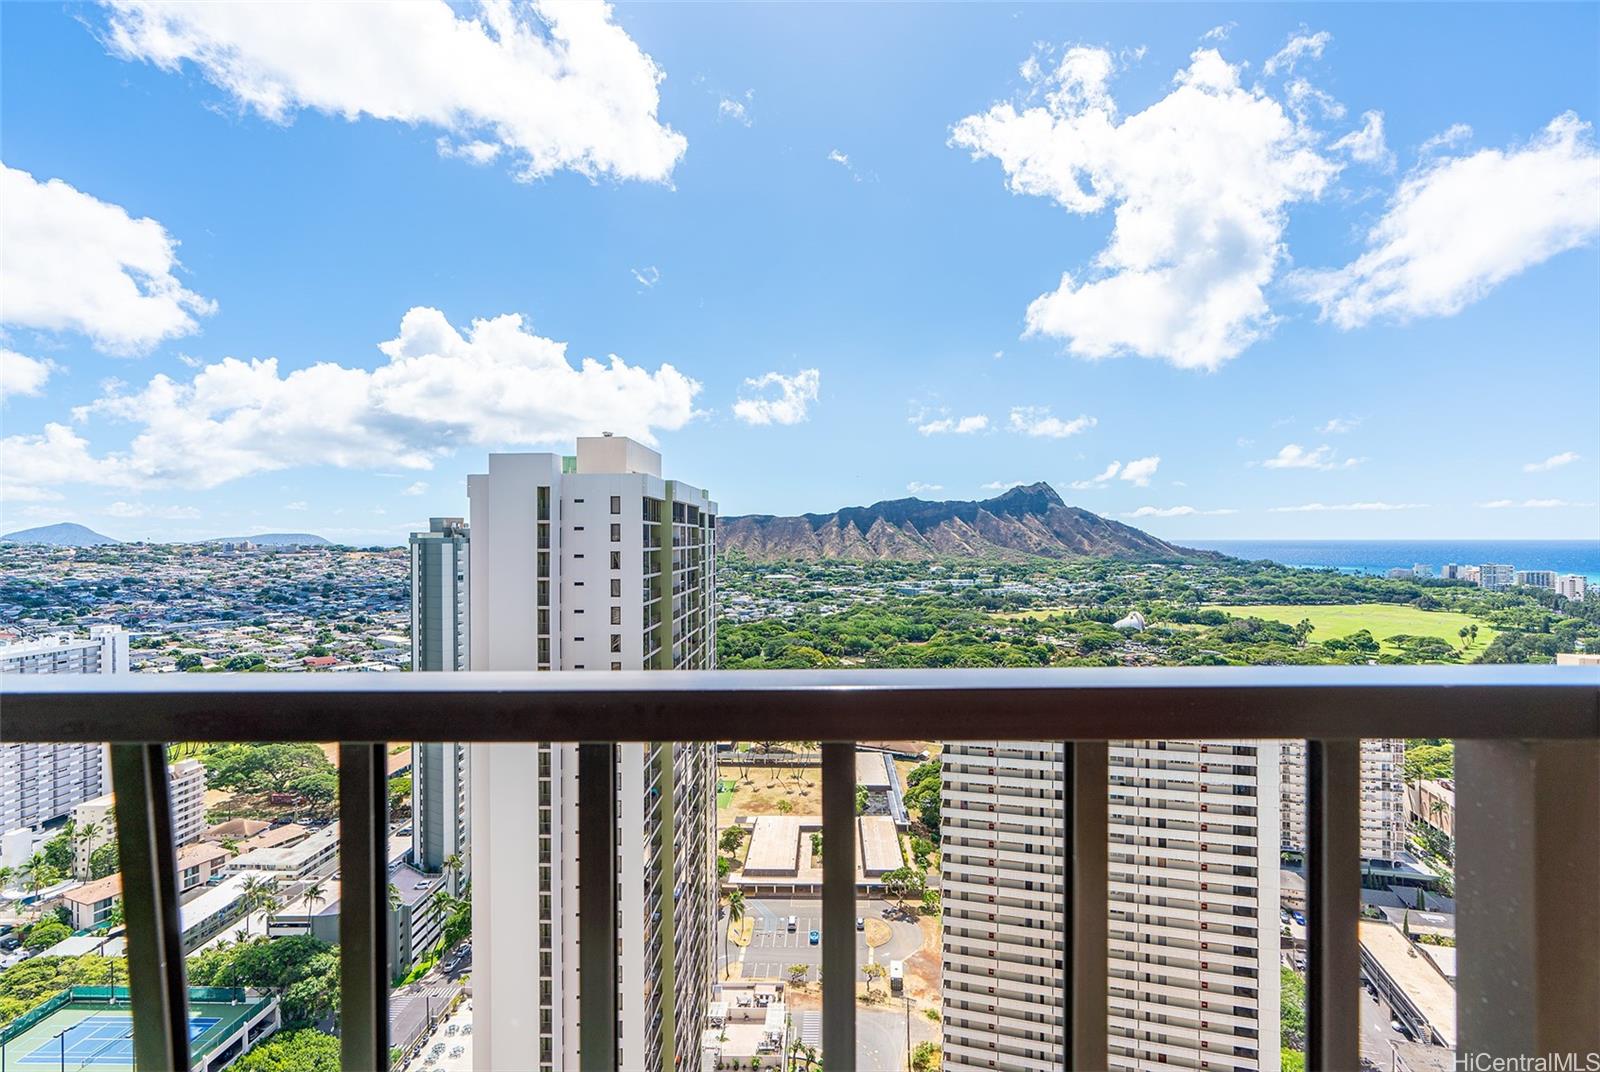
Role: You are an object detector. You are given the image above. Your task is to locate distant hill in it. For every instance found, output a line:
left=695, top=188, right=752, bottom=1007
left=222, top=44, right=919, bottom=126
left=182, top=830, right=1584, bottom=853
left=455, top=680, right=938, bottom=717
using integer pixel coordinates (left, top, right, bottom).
left=202, top=533, right=332, bottom=547
left=719, top=482, right=1193, bottom=562
left=0, top=522, right=120, bottom=547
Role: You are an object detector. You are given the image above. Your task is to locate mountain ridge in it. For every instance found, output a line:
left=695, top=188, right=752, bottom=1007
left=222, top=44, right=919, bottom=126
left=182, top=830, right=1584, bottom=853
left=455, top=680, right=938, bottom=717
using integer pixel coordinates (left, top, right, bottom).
left=0, top=522, right=120, bottom=547
left=719, top=482, right=1195, bottom=561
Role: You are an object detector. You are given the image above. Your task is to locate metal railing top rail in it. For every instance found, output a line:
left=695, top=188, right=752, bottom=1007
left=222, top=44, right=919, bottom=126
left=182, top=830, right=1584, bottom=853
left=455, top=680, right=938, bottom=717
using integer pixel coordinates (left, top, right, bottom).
left=3, top=665, right=1596, bottom=744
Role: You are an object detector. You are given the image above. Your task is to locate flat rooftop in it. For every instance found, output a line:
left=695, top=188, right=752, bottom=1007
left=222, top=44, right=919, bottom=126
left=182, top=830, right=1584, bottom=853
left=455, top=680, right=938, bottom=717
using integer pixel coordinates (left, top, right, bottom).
left=744, top=816, right=804, bottom=876
left=855, top=751, right=893, bottom=791
left=1359, top=919, right=1457, bottom=1048
left=858, top=816, right=903, bottom=876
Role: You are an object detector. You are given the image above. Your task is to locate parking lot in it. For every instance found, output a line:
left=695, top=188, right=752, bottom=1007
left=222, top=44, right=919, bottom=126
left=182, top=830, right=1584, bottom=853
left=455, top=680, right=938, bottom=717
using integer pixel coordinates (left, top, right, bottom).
left=724, top=895, right=926, bottom=981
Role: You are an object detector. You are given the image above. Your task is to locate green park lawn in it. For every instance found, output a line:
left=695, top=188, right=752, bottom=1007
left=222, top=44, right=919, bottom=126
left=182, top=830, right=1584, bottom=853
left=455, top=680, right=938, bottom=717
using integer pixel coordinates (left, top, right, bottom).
left=1224, top=603, right=1497, bottom=656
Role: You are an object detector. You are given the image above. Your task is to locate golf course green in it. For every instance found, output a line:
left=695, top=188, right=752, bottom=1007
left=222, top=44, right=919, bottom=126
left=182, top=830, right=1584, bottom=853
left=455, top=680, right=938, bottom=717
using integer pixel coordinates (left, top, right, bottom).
left=1224, top=603, right=1497, bottom=656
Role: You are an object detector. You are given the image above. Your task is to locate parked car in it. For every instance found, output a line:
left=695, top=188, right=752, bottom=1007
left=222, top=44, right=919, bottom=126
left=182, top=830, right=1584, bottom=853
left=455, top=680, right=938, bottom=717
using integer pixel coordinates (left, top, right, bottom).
left=809, top=930, right=820, bottom=945
left=855, top=917, right=864, bottom=931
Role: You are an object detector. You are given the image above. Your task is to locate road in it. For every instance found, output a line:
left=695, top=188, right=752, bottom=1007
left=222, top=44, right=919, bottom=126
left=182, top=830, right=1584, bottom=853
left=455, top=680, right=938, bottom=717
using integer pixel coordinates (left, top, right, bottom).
left=391, top=947, right=472, bottom=1052
left=723, top=895, right=925, bottom=981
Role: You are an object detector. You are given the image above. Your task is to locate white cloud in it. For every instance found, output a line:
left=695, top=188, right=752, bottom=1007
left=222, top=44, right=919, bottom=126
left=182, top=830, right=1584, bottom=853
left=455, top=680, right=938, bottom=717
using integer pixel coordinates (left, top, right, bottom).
left=1331, top=110, right=1394, bottom=171
left=99, top=0, right=686, bottom=184
left=1479, top=497, right=1593, bottom=509
left=402, top=481, right=429, bottom=496
left=827, top=148, right=863, bottom=182
left=906, top=482, right=943, bottom=495
left=1523, top=451, right=1579, bottom=472
left=0, top=307, right=700, bottom=497
left=1007, top=407, right=1096, bottom=438
left=1419, top=123, right=1472, bottom=156
left=1123, top=504, right=1236, bottom=518
left=1, top=164, right=216, bottom=355
left=1067, top=456, right=1159, bottom=488
left=1261, top=443, right=1362, bottom=470
left=1319, top=416, right=1361, bottom=434
left=1291, top=113, right=1600, bottom=328
left=718, top=94, right=752, bottom=127
left=631, top=265, right=661, bottom=289
left=917, top=414, right=989, bottom=436
left=284, top=501, right=308, bottom=511
left=733, top=369, right=820, bottom=426
left=1284, top=79, right=1345, bottom=123
left=1118, top=455, right=1160, bottom=487
left=435, top=138, right=502, bottom=166
left=1263, top=30, right=1331, bottom=76
left=981, top=480, right=1027, bottom=492
left=1270, top=501, right=1426, bottom=512
left=1201, top=23, right=1236, bottom=43
left=0, top=349, right=57, bottom=401
left=1070, top=460, right=1122, bottom=489
left=951, top=46, right=1337, bottom=370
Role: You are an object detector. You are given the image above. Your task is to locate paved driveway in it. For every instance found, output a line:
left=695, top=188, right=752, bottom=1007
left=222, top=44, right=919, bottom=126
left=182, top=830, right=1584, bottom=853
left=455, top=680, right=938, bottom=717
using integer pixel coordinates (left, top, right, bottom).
left=724, top=895, right=926, bottom=981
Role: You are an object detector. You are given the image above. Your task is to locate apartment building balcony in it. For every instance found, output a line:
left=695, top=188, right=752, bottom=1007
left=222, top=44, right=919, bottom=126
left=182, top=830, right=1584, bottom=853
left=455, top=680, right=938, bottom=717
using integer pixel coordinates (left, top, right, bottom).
left=2, top=666, right=1596, bottom=1072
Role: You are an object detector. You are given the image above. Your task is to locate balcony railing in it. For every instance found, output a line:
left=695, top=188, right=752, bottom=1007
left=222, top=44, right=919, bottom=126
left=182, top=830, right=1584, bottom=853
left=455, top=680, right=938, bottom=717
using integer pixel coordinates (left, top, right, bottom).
left=3, top=666, right=1596, bottom=1072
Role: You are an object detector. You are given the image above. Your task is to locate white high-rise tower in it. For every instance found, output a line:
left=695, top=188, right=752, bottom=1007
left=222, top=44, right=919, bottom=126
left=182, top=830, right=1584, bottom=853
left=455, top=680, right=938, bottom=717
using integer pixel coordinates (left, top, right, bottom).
left=468, top=436, right=717, bottom=1072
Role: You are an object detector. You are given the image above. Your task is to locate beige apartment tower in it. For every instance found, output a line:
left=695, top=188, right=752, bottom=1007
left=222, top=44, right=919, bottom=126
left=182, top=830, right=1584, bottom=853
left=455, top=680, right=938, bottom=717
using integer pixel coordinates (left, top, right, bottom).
left=941, top=740, right=1281, bottom=1072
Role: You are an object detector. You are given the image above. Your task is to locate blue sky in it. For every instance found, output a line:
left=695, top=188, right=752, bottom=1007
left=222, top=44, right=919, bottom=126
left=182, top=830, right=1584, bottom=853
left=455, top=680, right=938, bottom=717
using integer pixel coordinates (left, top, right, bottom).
left=2, top=2, right=1597, bottom=544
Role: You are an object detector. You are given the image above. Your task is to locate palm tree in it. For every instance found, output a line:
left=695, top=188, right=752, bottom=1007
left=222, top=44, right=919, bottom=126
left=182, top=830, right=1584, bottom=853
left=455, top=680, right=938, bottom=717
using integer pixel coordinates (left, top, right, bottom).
left=430, top=887, right=456, bottom=925
left=388, top=882, right=402, bottom=911
left=302, top=880, right=327, bottom=918
left=22, top=852, right=49, bottom=903
left=723, top=888, right=746, bottom=980
left=442, top=852, right=464, bottom=893
left=0, top=866, right=14, bottom=892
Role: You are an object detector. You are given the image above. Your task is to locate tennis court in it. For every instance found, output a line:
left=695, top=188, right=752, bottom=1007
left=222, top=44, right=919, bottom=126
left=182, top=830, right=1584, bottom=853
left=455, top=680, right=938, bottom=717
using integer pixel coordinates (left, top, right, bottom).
left=0, top=989, right=269, bottom=1072
left=13, top=1011, right=218, bottom=1067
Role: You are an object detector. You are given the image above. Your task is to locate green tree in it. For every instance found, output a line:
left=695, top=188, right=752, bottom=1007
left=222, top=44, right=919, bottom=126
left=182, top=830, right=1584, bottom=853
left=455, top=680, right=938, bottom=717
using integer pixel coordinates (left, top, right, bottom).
left=911, top=1041, right=942, bottom=1072
left=1280, top=966, right=1307, bottom=1051
left=24, top=918, right=70, bottom=951
left=719, top=826, right=747, bottom=855
left=724, top=888, right=746, bottom=980
left=787, top=963, right=810, bottom=987
left=855, top=784, right=868, bottom=815
left=233, top=1029, right=340, bottom=1072
left=89, top=842, right=119, bottom=880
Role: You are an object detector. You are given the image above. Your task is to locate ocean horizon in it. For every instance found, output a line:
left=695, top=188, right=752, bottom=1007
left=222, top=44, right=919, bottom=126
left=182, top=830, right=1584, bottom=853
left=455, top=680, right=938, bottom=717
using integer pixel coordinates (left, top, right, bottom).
left=1178, top=539, right=1600, bottom=583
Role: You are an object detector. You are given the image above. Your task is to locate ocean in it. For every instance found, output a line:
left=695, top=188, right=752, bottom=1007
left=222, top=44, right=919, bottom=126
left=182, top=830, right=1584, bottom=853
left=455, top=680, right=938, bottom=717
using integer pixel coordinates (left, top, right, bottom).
left=1178, top=539, right=1600, bottom=583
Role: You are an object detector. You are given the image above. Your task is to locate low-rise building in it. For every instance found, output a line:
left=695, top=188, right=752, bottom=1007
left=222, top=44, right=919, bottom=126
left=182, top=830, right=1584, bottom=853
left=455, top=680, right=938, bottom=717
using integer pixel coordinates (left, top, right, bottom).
left=177, top=843, right=232, bottom=893
left=62, top=872, right=123, bottom=929
left=1408, top=779, right=1455, bottom=848
left=223, top=823, right=338, bottom=880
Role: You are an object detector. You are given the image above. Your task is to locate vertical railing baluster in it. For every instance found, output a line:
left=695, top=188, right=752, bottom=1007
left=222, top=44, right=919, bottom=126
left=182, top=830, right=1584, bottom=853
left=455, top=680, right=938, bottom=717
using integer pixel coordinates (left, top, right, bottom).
left=1457, top=739, right=1600, bottom=1057
left=1066, top=741, right=1109, bottom=1070
left=578, top=742, right=618, bottom=1071
left=110, top=742, right=192, bottom=1072
left=1307, top=739, right=1360, bottom=1071
left=820, top=742, right=857, bottom=1068
left=339, top=742, right=390, bottom=1072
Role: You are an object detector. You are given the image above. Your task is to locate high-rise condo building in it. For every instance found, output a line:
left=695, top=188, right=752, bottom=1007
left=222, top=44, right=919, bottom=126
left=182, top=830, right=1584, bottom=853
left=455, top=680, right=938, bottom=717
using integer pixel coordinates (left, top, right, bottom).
left=70, top=758, right=207, bottom=879
left=1478, top=564, right=1515, bottom=590
left=1557, top=574, right=1588, bottom=601
left=0, top=626, right=128, bottom=835
left=409, top=518, right=472, bottom=895
left=940, top=741, right=1280, bottom=1072
left=467, top=436, right=717, bottom=1072
left=1280, top=739, right=1407, bottom=865
left=1514, top=570, right=1557, bottom=590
